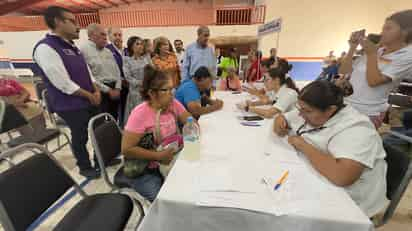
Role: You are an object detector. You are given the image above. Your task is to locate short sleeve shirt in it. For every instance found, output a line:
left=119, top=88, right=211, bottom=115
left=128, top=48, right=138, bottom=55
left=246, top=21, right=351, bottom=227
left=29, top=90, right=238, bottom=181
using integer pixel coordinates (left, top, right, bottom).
left=345, top=45, right=412, bottom=116
left=272, top=85, right=298, bottom=113
left=125, top=99, right=186, bottom=140
left=283, top=106, right=387, bottom=217
left=175, top=79, right=201, bottom=108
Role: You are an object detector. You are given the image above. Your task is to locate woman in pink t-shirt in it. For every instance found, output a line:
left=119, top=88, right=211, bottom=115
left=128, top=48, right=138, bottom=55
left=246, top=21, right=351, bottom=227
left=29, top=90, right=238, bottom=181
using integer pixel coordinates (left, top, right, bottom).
left=122, top=65, right=192, bottom=201
left=0, top=77, right=46, bottom=136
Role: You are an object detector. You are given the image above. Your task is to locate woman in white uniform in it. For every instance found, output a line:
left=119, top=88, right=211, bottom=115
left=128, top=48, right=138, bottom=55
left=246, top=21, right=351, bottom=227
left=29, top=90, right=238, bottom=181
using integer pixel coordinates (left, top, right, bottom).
left=238, top=60, right=299, bottom=118
left=339, top=10, right=412, bottom=128
left=273, top=80, right=387, bottom=217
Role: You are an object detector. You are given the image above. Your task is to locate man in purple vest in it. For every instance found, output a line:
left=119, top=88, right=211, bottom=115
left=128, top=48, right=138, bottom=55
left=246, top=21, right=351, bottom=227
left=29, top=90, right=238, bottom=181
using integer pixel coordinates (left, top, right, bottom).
left=33, top=6, right=101, bottom=179
left=106, top=26, right=128, bottom=127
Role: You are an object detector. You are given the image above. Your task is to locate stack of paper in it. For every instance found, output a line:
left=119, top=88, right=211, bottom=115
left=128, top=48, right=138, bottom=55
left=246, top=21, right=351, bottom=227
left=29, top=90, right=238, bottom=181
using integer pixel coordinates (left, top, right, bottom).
left=195, top=158, right=280, bottom=215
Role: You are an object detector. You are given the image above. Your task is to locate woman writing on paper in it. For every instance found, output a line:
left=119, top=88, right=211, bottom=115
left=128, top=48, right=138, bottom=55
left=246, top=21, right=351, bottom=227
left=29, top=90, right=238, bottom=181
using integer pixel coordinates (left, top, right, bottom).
left=273, top=80, right=387, bottom=217
left=238, top=60, right=299, bottom=118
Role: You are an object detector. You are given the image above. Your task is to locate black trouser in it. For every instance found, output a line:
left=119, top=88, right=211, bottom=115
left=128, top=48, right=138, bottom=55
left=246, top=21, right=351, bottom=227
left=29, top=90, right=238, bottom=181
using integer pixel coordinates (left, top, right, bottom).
left=118, top=80, right=129, bottom=128
left=101, top=82, right=120, bottom=121
left=57, top=106, right=98, bottom=170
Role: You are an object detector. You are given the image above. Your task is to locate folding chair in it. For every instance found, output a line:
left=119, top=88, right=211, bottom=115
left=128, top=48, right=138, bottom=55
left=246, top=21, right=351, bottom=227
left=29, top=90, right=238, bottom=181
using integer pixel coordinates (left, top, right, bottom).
left=0, top=143, right=144, bottom=231
left=34, top=81, right=66, bottom=128
left=1, top=103, right=70, bottom=154
left=375, top=131, right=412, bottom=227
left=88, top=113, right=150, bottom=209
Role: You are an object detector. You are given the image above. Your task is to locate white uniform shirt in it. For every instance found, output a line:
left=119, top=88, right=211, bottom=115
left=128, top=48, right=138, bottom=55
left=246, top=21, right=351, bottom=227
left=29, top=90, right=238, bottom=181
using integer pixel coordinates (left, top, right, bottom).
left=345, top=45, right=412, bottom=116
left=272, top=85, right=298, bottom=113
left=33, top=36, right=96, bottom=95
left=284, top=105, right=387, bottom=217
left=80, top=40, right=122, bottom=93
left=176, top=50, right=185, bottom=66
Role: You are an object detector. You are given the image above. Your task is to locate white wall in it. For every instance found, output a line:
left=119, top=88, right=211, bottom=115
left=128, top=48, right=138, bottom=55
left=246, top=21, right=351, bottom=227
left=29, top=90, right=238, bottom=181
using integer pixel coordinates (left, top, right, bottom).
left=0, top=0, right=411, bottom=60
left=0, top=25, right=259, bottom=59
left=259, top=0, right=412, bottom=57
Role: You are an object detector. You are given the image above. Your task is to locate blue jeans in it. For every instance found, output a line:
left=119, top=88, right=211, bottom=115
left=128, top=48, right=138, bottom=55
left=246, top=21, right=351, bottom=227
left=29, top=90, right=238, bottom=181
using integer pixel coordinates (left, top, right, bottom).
left=383, top=127, right=412, bottom=148
left=129, top=169, right=163, bottom=202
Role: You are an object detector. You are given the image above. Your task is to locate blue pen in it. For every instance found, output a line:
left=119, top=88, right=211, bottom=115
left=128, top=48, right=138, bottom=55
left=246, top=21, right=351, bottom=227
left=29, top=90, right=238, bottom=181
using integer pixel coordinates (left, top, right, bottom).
left=274, top=171, right=289, bottom=191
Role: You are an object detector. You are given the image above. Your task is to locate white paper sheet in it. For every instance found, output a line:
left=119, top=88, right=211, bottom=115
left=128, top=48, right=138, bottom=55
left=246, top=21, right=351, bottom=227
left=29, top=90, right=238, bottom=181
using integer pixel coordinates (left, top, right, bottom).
left=196, top=191, right=278, bottom=215
left=263, top=132, right=303, bottom=164
left=196, top=158, right=262, bottom=193
left=261, top=163, right=342, bottom=215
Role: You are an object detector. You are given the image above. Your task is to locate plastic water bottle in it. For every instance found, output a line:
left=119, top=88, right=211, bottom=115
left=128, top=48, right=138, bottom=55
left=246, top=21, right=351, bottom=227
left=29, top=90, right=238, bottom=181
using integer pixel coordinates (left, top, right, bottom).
left=182, top=117, right=200, bottom=161
left=182, top=117, right=200, bottom=142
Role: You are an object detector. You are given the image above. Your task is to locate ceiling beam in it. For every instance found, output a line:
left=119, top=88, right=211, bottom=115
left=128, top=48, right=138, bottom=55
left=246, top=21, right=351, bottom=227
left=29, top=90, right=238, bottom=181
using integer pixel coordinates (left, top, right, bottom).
left=88, top=0, right=108, bottom=9
left=0, top=0, right=48, bottom=15
left=52, top=1, right=90, bottom=13
left=65, top=0, right=99, bottom=12
left=118, top=0, right=130, bottom=5
left=20, top=6, right=44, bottom=15
left=101, top=0, right=119, bottom=7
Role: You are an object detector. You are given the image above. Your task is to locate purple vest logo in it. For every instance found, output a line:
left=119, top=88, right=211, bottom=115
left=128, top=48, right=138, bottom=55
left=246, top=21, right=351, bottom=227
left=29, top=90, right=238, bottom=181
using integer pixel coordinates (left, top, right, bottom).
left=62, top=49, right=76, bottom=56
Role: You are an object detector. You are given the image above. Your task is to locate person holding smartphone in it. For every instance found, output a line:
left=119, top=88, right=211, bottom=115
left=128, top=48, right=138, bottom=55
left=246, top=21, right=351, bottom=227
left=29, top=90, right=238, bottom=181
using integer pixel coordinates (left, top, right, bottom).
left=339, top=10, right=412, bottom=128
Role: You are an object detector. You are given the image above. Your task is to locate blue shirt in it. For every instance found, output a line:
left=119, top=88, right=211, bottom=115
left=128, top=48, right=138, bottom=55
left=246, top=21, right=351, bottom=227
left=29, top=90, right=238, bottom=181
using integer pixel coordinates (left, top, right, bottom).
left=181, top=42, right=217, bottom=81
left=175, top=79, right=201, bottom=108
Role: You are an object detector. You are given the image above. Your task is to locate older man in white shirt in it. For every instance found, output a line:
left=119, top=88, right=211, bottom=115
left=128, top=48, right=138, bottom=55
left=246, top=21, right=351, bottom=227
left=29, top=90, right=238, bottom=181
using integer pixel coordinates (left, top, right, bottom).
left=81, top=23, right=122, bottom=120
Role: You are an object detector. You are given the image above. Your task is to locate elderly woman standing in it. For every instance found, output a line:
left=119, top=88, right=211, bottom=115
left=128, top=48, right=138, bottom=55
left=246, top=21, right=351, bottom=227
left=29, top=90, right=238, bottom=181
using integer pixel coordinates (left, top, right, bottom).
left=152, top=36, right=181, bottom=88
left=123, top=36, right=152, bottom=124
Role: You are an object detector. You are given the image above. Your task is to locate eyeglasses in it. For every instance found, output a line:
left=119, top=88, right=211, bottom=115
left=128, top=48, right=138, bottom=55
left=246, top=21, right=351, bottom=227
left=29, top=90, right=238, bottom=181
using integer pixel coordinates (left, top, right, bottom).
left=295, top=102, right=313, bottom=115
left=263, top=75, right=272, bottom=82
left=152, top=88, right=175, bottom=94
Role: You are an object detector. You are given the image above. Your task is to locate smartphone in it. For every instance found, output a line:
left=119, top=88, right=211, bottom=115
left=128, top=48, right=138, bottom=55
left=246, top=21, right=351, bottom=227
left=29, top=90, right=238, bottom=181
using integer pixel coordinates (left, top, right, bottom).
left=232, top=91, right=242, bottom=94
left=243, top=116, right=264, bottom=121
left=352, top=29, right=366, bottom=41
left=358, top=29, right=366, bottom=38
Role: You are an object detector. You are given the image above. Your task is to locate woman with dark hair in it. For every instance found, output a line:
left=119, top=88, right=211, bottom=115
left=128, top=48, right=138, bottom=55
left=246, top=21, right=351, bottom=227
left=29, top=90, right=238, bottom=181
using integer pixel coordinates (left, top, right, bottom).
left=175, top=66, right=223, bottom=119
left=273, top=80, right=387, bottom=217
left=152, top=36, right=181, bottom=88
left=122, top=65, right=192, bottom=201
left=246, top=50, right=263, bottom=82
left=340, top=10, right=412, bottom=128
left=238, top=60, right=298, bottom=118
left=123, top=36, right=152, bottom=124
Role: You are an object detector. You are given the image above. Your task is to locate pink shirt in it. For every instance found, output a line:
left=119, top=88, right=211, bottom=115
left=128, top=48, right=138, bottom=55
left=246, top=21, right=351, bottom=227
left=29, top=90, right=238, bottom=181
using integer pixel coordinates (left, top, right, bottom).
left=0, top=79, right=24, bottom=96
left=125, top=99, right=186, bottom=141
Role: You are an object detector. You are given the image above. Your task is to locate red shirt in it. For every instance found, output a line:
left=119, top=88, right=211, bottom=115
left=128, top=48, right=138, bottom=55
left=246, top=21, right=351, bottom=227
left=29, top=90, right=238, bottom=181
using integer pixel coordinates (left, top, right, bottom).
left=0, top=79, right=24, bottom=96
left=247, top=60, right=262, bottom=82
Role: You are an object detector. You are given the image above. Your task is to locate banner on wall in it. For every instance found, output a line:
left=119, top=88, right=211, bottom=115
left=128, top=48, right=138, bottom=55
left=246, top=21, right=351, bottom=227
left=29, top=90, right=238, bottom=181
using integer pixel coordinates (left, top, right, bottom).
left=257, top=17, right=282, bottom=36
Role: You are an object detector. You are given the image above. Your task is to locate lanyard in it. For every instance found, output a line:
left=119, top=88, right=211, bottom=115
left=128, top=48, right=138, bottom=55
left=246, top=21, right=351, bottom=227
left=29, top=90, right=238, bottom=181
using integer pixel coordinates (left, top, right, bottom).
left=296, top=122, right=326, bottom=136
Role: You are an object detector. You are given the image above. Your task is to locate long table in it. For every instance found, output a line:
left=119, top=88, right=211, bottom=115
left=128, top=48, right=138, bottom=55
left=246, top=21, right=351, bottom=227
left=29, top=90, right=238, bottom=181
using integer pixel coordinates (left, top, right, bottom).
left=138, top=91, right=373, bottom=231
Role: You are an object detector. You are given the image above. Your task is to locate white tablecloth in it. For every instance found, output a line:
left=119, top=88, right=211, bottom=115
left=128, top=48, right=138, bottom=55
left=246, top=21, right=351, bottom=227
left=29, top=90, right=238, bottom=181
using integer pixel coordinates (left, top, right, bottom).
left=138, top=91, right=374, bottom=231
